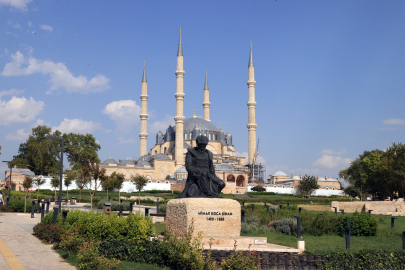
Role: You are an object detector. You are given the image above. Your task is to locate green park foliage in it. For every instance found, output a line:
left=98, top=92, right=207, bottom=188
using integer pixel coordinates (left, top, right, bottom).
left=340, top=142, right=405, bottom=200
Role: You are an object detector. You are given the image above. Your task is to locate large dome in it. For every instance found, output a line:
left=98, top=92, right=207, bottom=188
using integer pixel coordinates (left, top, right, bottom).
left=102, top=158, right=118, bottom=164
left=174, top=118, right=219, bottom=132
left=274, top=171, right=287, bottom=176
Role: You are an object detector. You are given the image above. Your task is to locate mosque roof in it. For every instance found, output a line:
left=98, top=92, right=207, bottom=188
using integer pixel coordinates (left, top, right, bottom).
left=102, top=158, right=118, bottom=164
left=138, top=155, right=153, bottom=162
left=137, top=160, right=151, bottom=167
left=151, top=153, right=171, bottom=160
left=215, top=163, right=234, bottom=171
left=119, top=159, right=135, bottom=166
left=292, top=176, right=300, bottom=180
left=274, top=171, right=287, bottom=176
left=175, top=118, right=219, bottom=132
left=175, top=167, right=187, bottom=173
left=6, top=168, right=35, bottom=176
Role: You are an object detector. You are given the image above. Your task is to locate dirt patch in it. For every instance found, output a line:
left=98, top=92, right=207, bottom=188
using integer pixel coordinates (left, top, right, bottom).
left=297, top=205, right=331, bottom=212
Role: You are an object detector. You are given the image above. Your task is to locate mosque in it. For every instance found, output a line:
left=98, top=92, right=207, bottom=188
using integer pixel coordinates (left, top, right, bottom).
left=99, top=31, right=258, bottom=194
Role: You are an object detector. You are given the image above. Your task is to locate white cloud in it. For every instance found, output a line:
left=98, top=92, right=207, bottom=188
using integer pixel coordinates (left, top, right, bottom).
left=149, top=115, right=174, bottom=134
left=0, top=96, right=44, bottom=125
left=312, top=155, right=352, bottom=169
left=0, top=0, right=32, bottom=11
left=383, top=118, right=405, bottom=125
left=118, top=137, right=136, bottom=144
left=4, top=118, right=45, bottom=141
left=235, top=151, right=266, bottom=165
left=39, top=24, right=52, bottom=32
left=0, top=88, right=24, bottom=98
left=27, top=21, right=32, bottom=27
left=5, top=128, right=29, bottom=140
left=52, top=118, right=102, bottom=134
left=103, top=100, right=141, bottom=133
left=1, top=50, right=111, bottom=94
left=5, top=31, right=18, bottom=37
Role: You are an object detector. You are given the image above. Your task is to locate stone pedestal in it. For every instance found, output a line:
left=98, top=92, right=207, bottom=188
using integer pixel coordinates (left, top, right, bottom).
left=166, top=198, right=241, bottom=238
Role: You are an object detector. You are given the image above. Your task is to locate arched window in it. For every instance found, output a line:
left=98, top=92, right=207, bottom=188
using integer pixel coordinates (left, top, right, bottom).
left=236, top=175, right=245, bottom=187
left=227, top=175, right=235, bottom=182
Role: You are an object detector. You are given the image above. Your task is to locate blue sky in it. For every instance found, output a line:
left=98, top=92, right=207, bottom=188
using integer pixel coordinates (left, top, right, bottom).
left=1, top=0, right=404, bottom=183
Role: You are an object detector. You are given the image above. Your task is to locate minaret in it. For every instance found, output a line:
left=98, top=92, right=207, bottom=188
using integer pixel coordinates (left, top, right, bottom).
left=174, top=28, right=185, bottom=167
left=139, top=62, right=148, bottom=157
left=203, top=70, right=211, bottom=122
left=247, top=42, right=257, bottom=165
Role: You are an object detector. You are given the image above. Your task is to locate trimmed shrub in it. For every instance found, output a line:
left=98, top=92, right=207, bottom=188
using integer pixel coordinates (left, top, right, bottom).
left=159, top=203, right=167, bottom=213
left=336, top=211, right=377, bottom=236
left=57, top=210, right=154, bottom=241
left=33, top=223, right=62, bottom=243
left=77, top=238, right=120, bottom=270
left=251, top=186, right=266, bottom=192
left=0, top=205, right=12, bottom=212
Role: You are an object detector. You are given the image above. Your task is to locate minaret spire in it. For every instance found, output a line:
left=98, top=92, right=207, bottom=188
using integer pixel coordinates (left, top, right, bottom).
left=177, top=27, right=183, bottom=56
left=174, top=29, right=185, bottom=167
left=139, top=61, right=149, bottom=157
left=203, top=70, right=211, bottom=122
left=247, top=42, right=257, bottom=165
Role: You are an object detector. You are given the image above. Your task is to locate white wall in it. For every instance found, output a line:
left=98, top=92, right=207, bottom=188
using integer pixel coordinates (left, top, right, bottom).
left=247, top=186, right=344, bottom=197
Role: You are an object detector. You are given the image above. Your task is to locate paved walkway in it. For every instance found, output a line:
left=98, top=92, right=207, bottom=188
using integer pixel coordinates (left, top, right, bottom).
left=0, top=213, right=76, bottom=270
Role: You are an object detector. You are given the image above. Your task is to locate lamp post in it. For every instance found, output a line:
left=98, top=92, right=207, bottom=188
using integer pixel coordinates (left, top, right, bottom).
left=2, top=160, right=12, bottom=200
left=45, top=137, right=64, bottom=213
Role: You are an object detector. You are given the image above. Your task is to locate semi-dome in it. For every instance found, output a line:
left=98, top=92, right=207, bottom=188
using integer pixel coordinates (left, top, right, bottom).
left=175, top=167, right=187, bottom=173
left=274, top=171, right=287, bottom=176
left=138, top=155, right=152, bottom=162
left=137, top=160, right=151, bottom=167
left=152, top=153, right=171, bottom=160
left=119, top=159, right=135, bottom=166
left=292, top=176, right=300, bottom=180
left=102, top=158, right=118, bottom=164
left=215, top=163, right=234, bottom=171
left=175, top=118, right=219, bottom=132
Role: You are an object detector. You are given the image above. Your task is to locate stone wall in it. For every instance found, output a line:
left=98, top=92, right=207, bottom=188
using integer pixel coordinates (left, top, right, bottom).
left=205, top=250, right=326, bottom=270
left=331, top=199, right=405, bottom=216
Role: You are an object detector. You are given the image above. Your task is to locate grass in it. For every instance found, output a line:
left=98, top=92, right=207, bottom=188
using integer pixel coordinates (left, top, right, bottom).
left=56, top=249, right=169, bottom=270
left=154, top=222, right=166, bottom=235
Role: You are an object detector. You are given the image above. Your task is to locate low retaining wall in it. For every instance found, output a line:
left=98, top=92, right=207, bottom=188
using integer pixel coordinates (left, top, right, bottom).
left=205, top=250, right=326, bottom=270
left=331, top=198, right=405, bottom=216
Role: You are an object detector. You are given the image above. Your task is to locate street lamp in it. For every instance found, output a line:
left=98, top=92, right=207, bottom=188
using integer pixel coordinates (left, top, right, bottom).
left=2, top=160, right=12, bottom=200
left=45, top=136, right=64, bottom=213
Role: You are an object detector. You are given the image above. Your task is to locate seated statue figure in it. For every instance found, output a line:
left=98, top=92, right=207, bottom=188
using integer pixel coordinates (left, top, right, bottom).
left=176, top=135, right=225, bottom=198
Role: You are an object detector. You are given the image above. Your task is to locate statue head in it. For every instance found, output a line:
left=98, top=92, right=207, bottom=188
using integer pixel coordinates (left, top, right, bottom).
left=196, top=135, right=208, bottom=150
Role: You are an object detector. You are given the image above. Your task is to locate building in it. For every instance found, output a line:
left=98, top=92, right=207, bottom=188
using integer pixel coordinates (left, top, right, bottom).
left=99, top=31, right=256, bottom=194
left=4, top=168, right=35, bottom=191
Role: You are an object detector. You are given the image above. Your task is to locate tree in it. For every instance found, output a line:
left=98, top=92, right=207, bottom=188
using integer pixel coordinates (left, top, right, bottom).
left=51, top=175, right=60, bottom=200
left=251, top=185, right=266, bottom=192
left=339, top=149, right=384, bottom=200
left=379, top=143, right=405, bottom=199
left=12, top=126, right=62, bottom=175
left=165, top=174, right=171, bottom=180
left=75, top=168, right=88, bottom=203
left=130, top=174, right=148, bottom=211
left=64, top=170, right=76, bottom=210
left=33, top=177, right=46, bottom=201
left=344, top=185, right=360, bottom=198
left=297, top=175, right=319, bottom=198
left=109, top=172, right=125, bottom=205
left=22, top=176, right=33, bottom=213
left=82, top=160, right=106, bottom=211
left=101, top=175, right=115, bottom=199
left=63, top=133, right=101, bottom=170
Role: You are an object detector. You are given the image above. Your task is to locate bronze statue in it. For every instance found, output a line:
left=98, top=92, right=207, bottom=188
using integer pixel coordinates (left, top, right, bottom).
left=176, top=135, right=225, bottom=198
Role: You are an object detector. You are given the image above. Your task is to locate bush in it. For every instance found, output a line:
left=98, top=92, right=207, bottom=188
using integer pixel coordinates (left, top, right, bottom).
left=337, top=212, right=377, bottom=236
left=96, top=200, right=130, bottom=211
left=172, top=190, right=181, bottom=195
left=273, top=218, right=297, bottom=235
left=77, top=238, right=120, bottom=270
left=325, top=250, right=405, bottom=269
left=159, top=204, right=167, bottom=213
left=9, top=199, right=40, bottom=212
left=158, top=220, right=215, bottom=270
left=57, top=210, right=154, bottom=241
left=251, top=186, right=266, bottom=192
left=220, top=245, right=260, bottom=270
left=300, top=212, right=340, bottom=236
left=41, top=209, right=56, bottom=225
left=99, top=239, right=161, bottom=264
left=33, top=223, right=62, bottom=243
left=241, top=223, right=251, bottom=233
left=0, top=205, right=12, bottom=212
left=59, top=228, right=85, bottom=255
